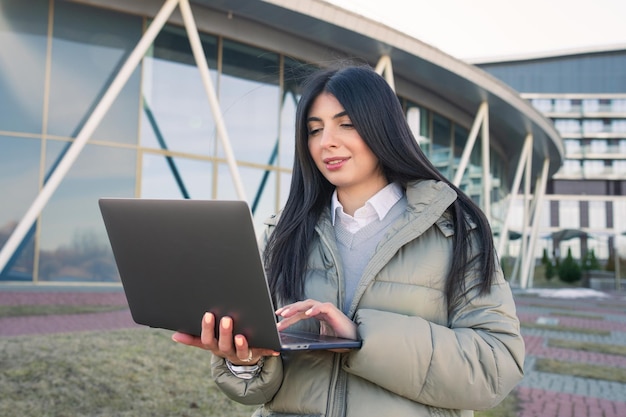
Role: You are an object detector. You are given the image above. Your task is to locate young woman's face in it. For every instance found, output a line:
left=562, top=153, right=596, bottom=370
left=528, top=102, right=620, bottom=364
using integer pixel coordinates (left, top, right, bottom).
left=307, top=92, right=386, bottom=199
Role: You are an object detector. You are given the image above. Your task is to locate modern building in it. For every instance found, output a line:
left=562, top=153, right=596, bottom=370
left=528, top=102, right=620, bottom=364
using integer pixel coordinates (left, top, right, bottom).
left=474, top=46, right=626, bottom=278
left=0, top=0, right=563, bottom=288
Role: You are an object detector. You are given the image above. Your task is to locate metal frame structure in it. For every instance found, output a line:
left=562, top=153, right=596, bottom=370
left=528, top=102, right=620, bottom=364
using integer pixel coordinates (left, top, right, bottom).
left=0, top=0, right=561, bottom=287
left=0, top=0, right=244, bottom=275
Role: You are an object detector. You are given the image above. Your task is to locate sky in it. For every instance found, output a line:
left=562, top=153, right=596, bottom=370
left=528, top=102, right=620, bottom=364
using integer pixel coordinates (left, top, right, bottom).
left=327, top=0, right=626, bottom=60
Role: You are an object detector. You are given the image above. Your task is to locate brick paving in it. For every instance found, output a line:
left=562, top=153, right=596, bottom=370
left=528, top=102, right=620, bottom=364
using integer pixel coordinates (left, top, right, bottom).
left=513, top=289, right=626, bottom=417
left=1, top=284, right=626, bottom=416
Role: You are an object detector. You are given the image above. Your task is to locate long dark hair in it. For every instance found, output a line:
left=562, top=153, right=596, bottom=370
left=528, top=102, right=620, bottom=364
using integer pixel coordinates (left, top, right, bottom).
left=264, top=64, right=496, bottom=316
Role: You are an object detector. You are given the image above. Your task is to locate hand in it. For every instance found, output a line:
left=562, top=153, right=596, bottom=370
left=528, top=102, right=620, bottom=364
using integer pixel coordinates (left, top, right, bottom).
left=172, top=312, right=279, bottom=365
left=276, top=299, right=358, bottom=341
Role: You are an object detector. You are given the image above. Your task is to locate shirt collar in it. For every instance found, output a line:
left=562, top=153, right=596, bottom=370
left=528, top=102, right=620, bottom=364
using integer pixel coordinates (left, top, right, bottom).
left=331, top=182, right=403, bottom=226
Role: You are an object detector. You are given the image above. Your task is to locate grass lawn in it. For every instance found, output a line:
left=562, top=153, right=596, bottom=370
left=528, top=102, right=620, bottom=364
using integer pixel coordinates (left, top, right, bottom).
left=0, top=329, right=257, bottom=417
left=0, top=304, right=127, bottom=318
left=0, top=327, right=519, bottom=416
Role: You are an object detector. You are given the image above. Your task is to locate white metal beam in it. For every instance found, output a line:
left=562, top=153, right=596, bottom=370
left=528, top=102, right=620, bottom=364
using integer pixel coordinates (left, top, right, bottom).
left=497, top=133, right=533, bottom=256
left=520, top=157, right=550, bottom=289
left=452, top=102, right=487, bottom=187
left=374, top=55, right=395, bottom=92
left=481, top=106, right=491, bottom=224
left=179, top=0, right=246, bottom=201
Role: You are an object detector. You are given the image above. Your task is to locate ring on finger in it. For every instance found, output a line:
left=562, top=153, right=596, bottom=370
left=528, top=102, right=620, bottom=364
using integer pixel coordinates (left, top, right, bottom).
left=241, top=349, right=254, bottom=363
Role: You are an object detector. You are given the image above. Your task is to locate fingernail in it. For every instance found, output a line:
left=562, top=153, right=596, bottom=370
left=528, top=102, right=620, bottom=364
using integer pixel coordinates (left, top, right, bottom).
left=305, top=308, right=313, bottom=316
left=204, top=312, right=212, bottom=324
left=221, top=317, right=232, bottom=329
left=235, top=336, right=244, bottom=347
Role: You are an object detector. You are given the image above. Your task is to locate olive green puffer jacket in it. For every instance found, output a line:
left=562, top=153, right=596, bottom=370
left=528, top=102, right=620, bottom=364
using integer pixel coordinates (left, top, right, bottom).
left=211, top=180, right=525, bottom=417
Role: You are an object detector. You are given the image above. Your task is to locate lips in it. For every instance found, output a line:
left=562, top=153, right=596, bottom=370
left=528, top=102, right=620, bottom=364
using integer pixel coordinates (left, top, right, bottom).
left=323, top=157, right=349, bottom=170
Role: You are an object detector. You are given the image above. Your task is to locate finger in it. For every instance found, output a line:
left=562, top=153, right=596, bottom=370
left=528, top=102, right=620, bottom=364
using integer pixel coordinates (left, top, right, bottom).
left=276, top=311, right=308, bottom=331
left=234, top=335, right=252, bottom=361
left=217, top=316, right=235, bottom=353
left=305, top=301, right=337, bottom=317
left=277, top=300, right=317, bottom=318
left=200, top=312, right=217, bottom=347
left=171, top=332, right=205, bottom=349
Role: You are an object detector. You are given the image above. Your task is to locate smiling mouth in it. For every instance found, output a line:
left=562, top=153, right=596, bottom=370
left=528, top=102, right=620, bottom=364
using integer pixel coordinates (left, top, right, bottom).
left=323, top=157, right=348, bottom=170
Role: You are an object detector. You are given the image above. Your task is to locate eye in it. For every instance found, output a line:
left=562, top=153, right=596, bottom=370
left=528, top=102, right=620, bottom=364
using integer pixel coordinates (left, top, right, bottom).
left=338, top=116, right=354, bottom=129
left=308, top=125, right=322, bottom=136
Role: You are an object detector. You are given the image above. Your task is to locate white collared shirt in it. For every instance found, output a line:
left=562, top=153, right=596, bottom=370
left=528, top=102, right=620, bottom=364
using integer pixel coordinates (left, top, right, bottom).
left=331, top=182, right=404, bottom=234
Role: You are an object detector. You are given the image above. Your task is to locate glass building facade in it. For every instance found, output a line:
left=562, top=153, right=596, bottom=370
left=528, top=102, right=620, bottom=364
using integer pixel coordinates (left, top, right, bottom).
left=478, top=48, right=626, bottom=263
left=0, top=0, right=556, bottom=284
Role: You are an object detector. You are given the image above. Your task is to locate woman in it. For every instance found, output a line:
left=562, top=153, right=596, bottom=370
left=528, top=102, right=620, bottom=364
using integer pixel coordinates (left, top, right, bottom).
left=173, top=64, right=525, bottom=416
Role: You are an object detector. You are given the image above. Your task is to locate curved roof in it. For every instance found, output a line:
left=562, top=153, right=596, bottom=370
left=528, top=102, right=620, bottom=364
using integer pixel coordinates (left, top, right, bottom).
left=98, top=0, right=565, bottom=183
left=192, top=0, right=563, bottom=183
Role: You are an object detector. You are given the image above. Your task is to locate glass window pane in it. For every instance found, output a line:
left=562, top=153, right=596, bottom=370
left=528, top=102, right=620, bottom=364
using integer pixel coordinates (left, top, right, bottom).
left=431, top=113, right=451, bottom=178
left=0, top=136, right=41, bottom=281
left=38, top=143, right=136, bottom=282
left=279, top=89, right=297, bottom=171
left=141, top=25, right=218, bottom=155
left=140, top=152, right=214, bottom=199
left=590, top=140, right=608, bottom=154
left=47, top=1, right=142, bottom=144
left=220, top=40, right=279, bottom=168
left=215, top=163, right=273, bottom=217
left=407, top=105, right=430, bottom=155
left=559, top=200, right=580, bottom=229
left=564, top=140, right=581, bottom=154
left=588, top=201, right=606, bottom=229
left=554, top=99, right=571, bottom=112
left=0, top=0, right=48, bottom=133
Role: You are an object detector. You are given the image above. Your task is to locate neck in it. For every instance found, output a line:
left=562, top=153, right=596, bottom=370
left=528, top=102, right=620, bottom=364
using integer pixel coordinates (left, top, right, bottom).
left=337, top=180, right=389, bottom=216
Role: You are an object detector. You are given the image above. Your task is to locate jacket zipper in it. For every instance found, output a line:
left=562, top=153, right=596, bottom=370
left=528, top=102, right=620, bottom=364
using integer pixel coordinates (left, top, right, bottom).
left=317, top=232, right=348, bottom=417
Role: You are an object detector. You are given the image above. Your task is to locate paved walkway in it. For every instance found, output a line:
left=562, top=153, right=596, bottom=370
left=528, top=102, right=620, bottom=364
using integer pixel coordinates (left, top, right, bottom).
left=1, top=285, right=626, bottom=416
left=512, top=288, right=626, bottom=417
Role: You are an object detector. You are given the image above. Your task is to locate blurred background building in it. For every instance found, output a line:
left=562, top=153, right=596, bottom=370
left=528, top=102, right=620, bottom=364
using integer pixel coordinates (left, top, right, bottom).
left=475, top=46, right=626, bottom=274
left=0, top=0, right=590, bottom=288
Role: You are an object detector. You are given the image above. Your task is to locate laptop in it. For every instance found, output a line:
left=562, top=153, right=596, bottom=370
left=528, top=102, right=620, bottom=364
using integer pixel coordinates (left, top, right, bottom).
left=98, top=198, right=361, bottom=352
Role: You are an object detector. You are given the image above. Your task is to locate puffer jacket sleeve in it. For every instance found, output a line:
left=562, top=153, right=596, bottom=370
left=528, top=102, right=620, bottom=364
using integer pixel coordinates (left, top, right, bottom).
left=344, top=268, right=525, bottom=411
left=211, top=353, right=283, bottom=405
left=210, top=215, right=285, bottom=405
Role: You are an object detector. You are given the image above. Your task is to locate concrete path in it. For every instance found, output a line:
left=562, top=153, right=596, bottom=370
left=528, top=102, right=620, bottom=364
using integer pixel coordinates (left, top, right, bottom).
left=1, top=285, right=626, bottom=416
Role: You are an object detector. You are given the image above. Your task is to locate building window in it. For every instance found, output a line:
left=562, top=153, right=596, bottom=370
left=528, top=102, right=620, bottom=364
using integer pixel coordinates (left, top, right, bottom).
left=613, top=160, right=626, bottom=175
left=531, top=99, right=552, bottom=112
left=588, top=201, right=606, bottom=229
left=611, top=119, right=626, bottom=133
left=554, top=99, right=571, bottom=112
left=583, top=160, right=605, bottom=176
left=559, top=200, right=580, bottom=229
left=582, top=119, right=604, bottom=134
left=564, top=140, right=581, bottom=155
left=589, top=140, right=608, bottom=154
left=582, top=99, right=600, bottom=113
left=554, top=119, right=580, bottom=134
left=562, top=160, right=581, bottom=175
left=611, top=99, right=626, bottom=112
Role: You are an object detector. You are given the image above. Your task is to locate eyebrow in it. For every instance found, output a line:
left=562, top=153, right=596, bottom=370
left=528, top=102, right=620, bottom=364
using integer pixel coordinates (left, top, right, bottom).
left=307, top=111, right=348, bottom=123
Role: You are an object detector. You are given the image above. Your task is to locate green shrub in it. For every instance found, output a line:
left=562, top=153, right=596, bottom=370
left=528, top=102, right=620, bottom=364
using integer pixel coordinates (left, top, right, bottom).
left=541, top=248, right=555, bottom=281
left=558, top=247, right=581, bottom=283
left=582, top=249, right=601, bottom=271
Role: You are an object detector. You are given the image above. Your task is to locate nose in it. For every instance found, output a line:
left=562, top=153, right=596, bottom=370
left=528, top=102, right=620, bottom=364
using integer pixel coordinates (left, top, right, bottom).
left=319, top=127, right=338, bottom=149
